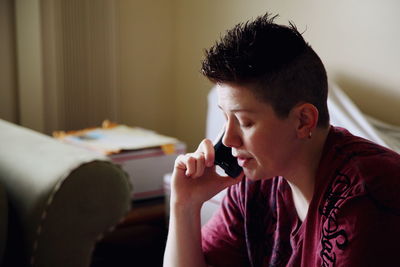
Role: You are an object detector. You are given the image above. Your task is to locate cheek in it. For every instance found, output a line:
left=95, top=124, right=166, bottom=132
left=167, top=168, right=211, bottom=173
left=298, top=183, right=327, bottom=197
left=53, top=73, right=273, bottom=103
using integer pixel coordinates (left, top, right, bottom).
left=246, top=132, right=271, bottom=157
left=248, top=131, right=287, bottom=161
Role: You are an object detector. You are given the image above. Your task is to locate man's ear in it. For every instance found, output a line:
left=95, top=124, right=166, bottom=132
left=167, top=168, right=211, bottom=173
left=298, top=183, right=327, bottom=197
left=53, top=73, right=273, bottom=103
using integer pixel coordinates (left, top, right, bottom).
left=291, top=103, right=319, bottom=139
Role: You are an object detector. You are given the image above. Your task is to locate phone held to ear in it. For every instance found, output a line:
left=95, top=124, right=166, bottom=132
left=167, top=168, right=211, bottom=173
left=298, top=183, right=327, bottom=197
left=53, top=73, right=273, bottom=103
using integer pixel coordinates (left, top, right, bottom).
left=213, top=131, right=243, bottom=178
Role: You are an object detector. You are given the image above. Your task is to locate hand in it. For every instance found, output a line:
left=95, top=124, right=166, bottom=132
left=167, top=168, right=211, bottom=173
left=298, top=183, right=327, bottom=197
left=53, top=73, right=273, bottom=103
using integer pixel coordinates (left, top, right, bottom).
left=170, top=138, right=244, bottom=208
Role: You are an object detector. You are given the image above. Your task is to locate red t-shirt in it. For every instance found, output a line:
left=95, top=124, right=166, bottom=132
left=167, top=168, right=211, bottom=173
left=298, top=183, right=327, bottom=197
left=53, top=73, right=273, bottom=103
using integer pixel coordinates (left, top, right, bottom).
left=202, top=126, right=400, bottom=266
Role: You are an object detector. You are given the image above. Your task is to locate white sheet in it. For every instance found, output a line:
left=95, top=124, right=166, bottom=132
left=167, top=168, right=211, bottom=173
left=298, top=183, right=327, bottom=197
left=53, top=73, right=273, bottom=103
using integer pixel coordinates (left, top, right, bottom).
left=328, top=82, right=400, bottom=153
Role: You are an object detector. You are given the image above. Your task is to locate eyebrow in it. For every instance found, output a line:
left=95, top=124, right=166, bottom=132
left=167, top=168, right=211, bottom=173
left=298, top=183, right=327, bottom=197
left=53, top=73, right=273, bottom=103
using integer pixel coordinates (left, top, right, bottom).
left=217, top=105, right=256, bottom=113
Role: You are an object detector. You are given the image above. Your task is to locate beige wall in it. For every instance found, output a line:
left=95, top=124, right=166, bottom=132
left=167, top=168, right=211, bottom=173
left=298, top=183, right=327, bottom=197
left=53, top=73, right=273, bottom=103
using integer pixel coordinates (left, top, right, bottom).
left=15, top=0, right=45, bottom=132
left=116, top=0, right=176, bottom=137
left=1, top=0, right=399, bottom=150
left=0, top=0, right=18, bottom=124
left=173, top=0, right=400, bottom=150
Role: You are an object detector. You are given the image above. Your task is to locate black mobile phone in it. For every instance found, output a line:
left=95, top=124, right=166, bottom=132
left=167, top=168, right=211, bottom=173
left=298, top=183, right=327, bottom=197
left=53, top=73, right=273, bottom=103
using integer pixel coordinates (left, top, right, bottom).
left=213, top=131, right=243, bottom=178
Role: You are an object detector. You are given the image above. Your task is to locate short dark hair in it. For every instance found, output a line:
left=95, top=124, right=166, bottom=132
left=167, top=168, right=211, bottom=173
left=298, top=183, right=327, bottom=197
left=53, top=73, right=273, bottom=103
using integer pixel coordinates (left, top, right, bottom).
left=201, top=13, right=329, bottom=127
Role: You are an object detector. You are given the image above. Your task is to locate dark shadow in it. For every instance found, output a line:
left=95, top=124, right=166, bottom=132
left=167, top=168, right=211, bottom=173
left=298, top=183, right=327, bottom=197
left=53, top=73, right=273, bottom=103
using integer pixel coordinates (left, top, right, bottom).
left=91, top=198, right=168, bottom=267
left=3, top=200, right=29, bottom=267
left=91, top=223, right=167, bottom=267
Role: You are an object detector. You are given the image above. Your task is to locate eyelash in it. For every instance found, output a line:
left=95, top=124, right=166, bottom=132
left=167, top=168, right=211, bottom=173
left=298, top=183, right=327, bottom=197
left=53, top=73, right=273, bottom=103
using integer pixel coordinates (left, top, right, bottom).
left=222, top=113, right=253, bottom=128
left=239, top=120, right=253, bottom=128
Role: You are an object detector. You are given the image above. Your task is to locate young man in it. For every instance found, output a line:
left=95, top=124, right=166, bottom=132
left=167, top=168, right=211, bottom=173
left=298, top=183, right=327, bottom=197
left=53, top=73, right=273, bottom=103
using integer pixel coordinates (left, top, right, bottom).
left=163, top=13, right=400, bottom=266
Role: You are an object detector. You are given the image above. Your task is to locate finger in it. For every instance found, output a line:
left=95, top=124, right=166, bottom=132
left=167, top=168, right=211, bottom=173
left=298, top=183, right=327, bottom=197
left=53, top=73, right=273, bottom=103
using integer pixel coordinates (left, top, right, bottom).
left=174, top=154, right=187, bottom=171
left=185, top=155, right=196, bottom=177
left=192, top=152, right=206, bottom=178
left=198, top=139, right=215, bottom=167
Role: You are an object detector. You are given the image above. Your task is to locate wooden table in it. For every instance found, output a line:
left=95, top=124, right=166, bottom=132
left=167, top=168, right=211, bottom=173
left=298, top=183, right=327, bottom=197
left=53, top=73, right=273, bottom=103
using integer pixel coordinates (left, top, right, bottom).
left=119, top=197, right=167, bottom=227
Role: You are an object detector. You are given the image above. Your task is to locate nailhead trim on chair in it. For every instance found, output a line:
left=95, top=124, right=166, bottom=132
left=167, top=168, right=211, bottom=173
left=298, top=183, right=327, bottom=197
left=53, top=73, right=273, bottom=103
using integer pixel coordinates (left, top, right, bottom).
left=30, top=161, right=132, bottom=267
left=30, top=172, right=64, bottom=266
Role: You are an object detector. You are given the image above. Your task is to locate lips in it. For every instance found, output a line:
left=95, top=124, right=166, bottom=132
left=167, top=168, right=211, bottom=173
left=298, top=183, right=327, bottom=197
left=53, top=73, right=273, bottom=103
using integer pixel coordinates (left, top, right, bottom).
left=232, top=150, right=253, bottom=167
left=237, top=156, right=252, bottom=167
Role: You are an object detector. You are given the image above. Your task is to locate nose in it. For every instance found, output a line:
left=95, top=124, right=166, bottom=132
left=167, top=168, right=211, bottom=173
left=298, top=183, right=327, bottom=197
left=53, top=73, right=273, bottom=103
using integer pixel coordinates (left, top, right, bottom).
left=222, top=121, right=242, bottom=148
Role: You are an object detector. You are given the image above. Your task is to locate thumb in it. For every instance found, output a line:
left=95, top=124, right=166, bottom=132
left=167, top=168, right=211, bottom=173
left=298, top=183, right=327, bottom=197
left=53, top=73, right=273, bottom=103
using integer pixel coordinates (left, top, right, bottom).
left=215, top=171, right=244, bottom=191
left=225, top=171, right=245, bottom=186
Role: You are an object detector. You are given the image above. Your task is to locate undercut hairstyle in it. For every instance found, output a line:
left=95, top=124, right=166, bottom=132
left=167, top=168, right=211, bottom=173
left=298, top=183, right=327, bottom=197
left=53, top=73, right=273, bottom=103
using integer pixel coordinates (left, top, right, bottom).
left=201, top=13, right=329, bottom=127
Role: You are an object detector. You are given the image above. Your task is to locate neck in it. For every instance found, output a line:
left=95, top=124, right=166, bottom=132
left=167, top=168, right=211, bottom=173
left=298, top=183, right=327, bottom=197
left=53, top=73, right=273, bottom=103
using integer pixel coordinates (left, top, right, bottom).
left=286, top=126, right=330, bottom=221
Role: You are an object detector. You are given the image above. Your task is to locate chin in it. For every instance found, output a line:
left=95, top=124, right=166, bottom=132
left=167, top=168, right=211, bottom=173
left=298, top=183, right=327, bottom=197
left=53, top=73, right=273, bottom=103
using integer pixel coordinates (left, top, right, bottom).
left=243, top=168, right=272, bottom=181
left=243, top=168, right=264, bottom=181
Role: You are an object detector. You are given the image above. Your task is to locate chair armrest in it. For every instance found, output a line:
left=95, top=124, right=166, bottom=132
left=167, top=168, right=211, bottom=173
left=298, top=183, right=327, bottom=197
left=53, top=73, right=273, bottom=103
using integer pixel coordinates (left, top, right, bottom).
left=0, top=119, right=132, bottom=267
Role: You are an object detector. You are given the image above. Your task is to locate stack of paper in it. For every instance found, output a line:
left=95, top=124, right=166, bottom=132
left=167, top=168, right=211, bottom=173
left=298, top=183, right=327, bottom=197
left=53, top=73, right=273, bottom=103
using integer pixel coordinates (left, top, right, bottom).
left=55, top=124, right=180, bottom=155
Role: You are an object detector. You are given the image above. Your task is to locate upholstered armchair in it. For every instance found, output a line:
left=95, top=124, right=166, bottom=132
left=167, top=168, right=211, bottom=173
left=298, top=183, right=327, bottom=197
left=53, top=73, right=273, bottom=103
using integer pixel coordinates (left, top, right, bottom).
left=0, top=119, right=132, bottom=267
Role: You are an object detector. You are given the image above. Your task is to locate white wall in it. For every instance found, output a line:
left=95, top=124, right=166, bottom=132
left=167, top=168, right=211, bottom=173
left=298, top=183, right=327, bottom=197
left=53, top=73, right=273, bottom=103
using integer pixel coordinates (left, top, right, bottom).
left=173, top=0, right=400, bottom=150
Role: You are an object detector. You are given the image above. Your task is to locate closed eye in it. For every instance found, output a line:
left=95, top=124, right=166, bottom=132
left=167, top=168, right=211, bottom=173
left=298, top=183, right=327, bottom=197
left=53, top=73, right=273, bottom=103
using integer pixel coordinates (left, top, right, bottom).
left=239, top=120, right=253, bottom=128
